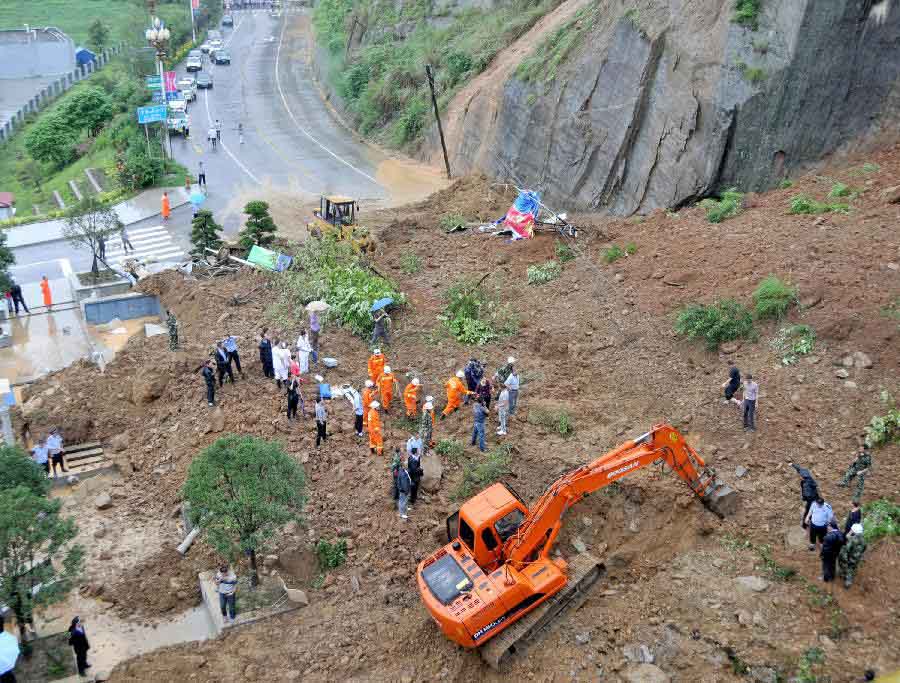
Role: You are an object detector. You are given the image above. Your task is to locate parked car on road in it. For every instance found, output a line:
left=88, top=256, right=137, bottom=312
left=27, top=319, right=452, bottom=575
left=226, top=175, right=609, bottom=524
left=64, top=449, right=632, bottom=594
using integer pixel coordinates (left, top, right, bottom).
left=188, top=49, right=202, bottom=59
left=167, top=111, right=190, bottom=135
left=214, top=50, right=231, bottom=65
left=208, top=30, right=222, bottom=40
left=186, top=56, right=203, bottom=72
left=169, top=98, right=187, bottom=113
left=196, top=73, right=213, bottom=89
left=200, top=42, right=212, bottom=54
left=180, top=88, right=196, bottom=103
left=209, top=38, right=223, bottom=51
left=222, top=14, right=234, bottom=27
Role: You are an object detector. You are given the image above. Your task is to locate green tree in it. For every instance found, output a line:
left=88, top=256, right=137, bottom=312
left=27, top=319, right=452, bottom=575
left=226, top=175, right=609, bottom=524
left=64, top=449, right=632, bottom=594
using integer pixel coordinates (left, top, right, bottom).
left=238, top=201, right=278, bottom=250
left=0, top=446, right=50, bottom=497
left=59, top=87, right=114, bottom=137
left=190, top=210, right=223, bottom=257
left=0, top=231, right=15, bottom=293
left=0, top=487, right=84, bottom=641
left=116, top=145, right=163, bottom=191
left=87, top=19, right=110, bottom=52
left=182, top=435, right=306, bottom=587
left=62, top=198, right=122, bottom=279
left=24, top=113, right=78, bottom=167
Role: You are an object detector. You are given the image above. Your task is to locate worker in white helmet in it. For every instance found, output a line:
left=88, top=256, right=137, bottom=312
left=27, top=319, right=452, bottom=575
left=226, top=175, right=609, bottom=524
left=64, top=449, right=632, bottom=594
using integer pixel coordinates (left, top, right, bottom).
left=442, top=370, right=472, bottom=419
left=404, top=377, right=422, bottom=418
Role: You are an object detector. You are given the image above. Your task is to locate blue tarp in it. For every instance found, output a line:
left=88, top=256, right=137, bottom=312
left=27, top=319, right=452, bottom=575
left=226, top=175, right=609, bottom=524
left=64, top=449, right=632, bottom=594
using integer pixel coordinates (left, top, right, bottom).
left=75, top=48, right=96, bottom=66
left=513, top=190, right=541, bottom=216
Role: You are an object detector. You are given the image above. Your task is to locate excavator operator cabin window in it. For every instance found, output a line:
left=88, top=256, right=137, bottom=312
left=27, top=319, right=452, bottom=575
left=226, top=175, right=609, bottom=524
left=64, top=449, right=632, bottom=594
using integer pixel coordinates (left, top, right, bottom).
left=494, top=509, right=525, bottom=541
left=459, top=518, right=476, bottom=552
left=481, top=527, right=499, bottom=551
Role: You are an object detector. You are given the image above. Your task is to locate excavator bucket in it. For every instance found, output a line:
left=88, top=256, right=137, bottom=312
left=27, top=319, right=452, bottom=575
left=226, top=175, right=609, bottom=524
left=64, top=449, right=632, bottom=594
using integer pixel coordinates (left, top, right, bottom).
left=704, top=478, right=739, bottom=517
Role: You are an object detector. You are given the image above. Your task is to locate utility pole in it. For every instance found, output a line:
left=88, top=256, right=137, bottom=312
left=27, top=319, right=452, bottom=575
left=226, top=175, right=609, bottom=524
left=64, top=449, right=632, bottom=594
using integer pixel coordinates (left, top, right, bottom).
left=189, top=0, right=197, bottom=44
left=425, top=64, right=451, bottom=180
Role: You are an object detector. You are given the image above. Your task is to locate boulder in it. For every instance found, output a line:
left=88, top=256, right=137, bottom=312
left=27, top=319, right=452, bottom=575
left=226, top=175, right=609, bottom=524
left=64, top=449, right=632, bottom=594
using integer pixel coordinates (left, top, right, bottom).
left=109, top=433, right=129, bottom=453
left=735, top=575, right=769, bottom=592
left=210, top=407, right=225, bottom=433
left=421, top=453, right=443, bottom=493
left=130, top=368, right=169, bottom=405
left=622, top=664, right=670, bottom=683
left=287, top=588, right=309, bottom=606
left=851, top=351, right=873, bottom=369
left=94, top=493, right=113, bottom=510
left=94, top=671, right=111, bottom=682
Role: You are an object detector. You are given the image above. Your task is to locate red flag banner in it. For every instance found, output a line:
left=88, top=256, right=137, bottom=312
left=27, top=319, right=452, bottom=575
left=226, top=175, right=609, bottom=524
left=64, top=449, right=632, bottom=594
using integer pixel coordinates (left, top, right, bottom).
left=164, top=71, right=177, bottom=93
left=192, top=0, right=200, bottom=9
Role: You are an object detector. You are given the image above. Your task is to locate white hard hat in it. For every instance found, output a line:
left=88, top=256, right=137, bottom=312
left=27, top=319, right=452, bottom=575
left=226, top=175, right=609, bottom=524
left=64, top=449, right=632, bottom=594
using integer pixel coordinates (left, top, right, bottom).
left=425, top=395, right=434, bottom=403
left=851, top=523, right=864, bottom=535
left=384, top=365, right=392, bottom=374
left=365, top=380, right=374, bottom=388
left=373, top=348, right=381, bottom=355
left=370, top=401, right=380, bottom=409
left=412, top=378, right=420, bottom=386
left=456, top=370, right=465, bottom=378
left=424, top=402, right=433, bottom=410
left=507, top=356, right=516, bottom=364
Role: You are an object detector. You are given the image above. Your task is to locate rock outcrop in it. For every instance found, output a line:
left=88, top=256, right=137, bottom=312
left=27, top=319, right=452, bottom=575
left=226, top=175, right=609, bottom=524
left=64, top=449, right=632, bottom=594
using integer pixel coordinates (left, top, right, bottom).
left=426, top=0, right=900, bottom=213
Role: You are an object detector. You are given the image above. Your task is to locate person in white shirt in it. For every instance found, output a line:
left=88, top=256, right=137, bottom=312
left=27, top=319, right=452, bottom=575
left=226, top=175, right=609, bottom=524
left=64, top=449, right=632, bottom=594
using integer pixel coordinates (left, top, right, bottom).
left=296, top=329, right=312, bottom=374
left=504, top=366, right=520, bottom=416
left=496, top=387, right=510, bottom=436
left=46, top=429, right=66, bottom=477
left=31, top=439, right=50, bottom=475
left=272, top=341, right=291, bottom=389
left=742, top=374, right=759, bottom=431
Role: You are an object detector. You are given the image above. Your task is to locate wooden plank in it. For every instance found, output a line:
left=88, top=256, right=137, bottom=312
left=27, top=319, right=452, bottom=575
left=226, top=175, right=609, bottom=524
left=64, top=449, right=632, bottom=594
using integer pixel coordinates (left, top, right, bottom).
left=66, top=448, right=105, bottom=460
left=67, top=457, right=109, bottom=470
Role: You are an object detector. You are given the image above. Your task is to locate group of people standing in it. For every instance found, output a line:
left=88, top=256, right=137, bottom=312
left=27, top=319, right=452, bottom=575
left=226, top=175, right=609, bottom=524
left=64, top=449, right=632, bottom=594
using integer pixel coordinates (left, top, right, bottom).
left=4, top=276, right=55, bottom=316
left=29, top=428, right=67, bottom=477
left=722, top=364, right=759, bottom=431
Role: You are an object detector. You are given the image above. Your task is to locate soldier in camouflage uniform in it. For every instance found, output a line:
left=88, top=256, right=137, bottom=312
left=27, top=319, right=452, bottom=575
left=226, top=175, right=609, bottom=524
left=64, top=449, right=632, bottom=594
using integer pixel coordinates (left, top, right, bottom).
left=838, top=445, right=871, bottom=500
left=838, top=523, right=867, bottom=588
left=419, top=398, right=435, bottom=456
left=166, top=310, right=179, bottom=351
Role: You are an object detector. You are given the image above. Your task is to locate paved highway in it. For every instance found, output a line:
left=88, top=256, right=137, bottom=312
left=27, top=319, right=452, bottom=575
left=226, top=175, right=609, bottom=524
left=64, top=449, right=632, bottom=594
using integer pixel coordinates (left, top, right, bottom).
left=11, top=6, right=443, bottom=275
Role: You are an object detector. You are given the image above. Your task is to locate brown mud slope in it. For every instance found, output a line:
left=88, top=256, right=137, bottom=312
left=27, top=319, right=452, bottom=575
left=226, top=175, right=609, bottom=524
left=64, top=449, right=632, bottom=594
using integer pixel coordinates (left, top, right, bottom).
left=23, top=148, right=899, bottom=681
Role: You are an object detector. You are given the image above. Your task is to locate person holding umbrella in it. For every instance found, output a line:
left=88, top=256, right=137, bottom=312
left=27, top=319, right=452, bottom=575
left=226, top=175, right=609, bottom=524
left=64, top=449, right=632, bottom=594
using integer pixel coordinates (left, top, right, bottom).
left=306, top=300, right=328, bottom=364
left=189, top=187, right=206, bottom=218
left=370, top=298, right=393, bottom=346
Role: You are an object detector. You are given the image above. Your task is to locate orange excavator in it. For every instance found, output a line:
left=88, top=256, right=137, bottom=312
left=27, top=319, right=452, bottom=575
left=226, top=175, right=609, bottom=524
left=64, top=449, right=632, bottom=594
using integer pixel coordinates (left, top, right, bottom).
left=415, top=424, right=738, bottom=669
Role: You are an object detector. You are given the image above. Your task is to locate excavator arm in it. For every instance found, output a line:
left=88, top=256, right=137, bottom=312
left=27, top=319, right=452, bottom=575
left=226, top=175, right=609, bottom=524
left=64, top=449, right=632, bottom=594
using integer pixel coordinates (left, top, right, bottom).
left=505, top=424, right=735, bottom=566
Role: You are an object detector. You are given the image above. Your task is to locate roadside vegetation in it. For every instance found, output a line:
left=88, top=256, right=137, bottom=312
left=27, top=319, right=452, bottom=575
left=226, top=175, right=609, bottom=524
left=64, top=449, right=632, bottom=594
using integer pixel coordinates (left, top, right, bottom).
left=675, top=299, right=755, bottom=350
left=864, top=392, right=900, bottom=449
left=700, top=188, right=744, bottom=223
left=454, top=444, right=513, bottom=500
left=516, top=4, right=601, bottom=86
left=789, top=194, right=850, bottom=215
left=732, top=0, right=762, bottom=31
left=441, top=277, right=519, bottom=345
left=313, top=0, right=562, bottom=147
left=752, top=275, right=797, bottom=319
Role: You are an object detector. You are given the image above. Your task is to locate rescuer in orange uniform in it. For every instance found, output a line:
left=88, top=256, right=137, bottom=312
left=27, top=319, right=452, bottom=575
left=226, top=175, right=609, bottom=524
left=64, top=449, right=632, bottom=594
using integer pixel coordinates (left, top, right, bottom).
left=368, top=400, right=383, bottom=456
left=361, top=379, right=376, bottom=431
left=377, top=365, right=399, bottom=412
left=441, top=370, right=471, bottom=419
left=404, top=377, right=421, bottom=418
left=368, top=348, right=386, bottom=383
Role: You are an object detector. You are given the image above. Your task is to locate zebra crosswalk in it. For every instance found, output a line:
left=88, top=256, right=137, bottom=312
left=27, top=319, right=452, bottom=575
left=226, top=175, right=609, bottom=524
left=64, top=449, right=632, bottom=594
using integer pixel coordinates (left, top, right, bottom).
left=106, top=225, right=186, bottom=266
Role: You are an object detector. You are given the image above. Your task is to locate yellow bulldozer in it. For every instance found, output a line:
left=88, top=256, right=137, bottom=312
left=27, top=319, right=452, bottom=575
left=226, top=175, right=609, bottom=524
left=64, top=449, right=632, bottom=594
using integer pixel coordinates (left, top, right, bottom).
left=307, top=195, right=374, bottom=254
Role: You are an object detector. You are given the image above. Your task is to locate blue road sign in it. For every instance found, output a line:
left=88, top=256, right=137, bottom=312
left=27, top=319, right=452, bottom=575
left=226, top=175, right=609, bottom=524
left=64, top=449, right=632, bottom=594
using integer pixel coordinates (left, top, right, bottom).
left=137, top=105, right=168, bottom=124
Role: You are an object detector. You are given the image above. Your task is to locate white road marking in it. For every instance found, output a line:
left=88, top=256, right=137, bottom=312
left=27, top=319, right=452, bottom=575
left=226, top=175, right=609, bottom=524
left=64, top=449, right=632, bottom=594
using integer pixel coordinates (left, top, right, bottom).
left=274, top=16, right=382, bottom=187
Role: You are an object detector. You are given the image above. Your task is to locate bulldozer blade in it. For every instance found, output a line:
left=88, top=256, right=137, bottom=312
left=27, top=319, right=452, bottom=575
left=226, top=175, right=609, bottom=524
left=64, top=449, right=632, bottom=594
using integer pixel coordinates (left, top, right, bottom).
left=705, top=479, right=739, bottom=517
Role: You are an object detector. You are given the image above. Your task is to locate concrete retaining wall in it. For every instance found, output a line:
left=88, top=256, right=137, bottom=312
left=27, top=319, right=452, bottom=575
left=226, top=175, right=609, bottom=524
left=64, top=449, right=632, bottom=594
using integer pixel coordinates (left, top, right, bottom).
left=82, top=292, right=163, bottom=325
left=0, top=43, right=124, bottom=143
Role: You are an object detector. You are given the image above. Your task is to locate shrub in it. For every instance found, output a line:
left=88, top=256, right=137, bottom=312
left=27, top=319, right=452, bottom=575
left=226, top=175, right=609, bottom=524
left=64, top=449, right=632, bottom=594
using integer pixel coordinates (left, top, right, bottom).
left=316, top=538, right=348, bottom=570
left=555, top=240, right=576, bottom=263
left=733, top=0, right=762, bottom=30
left=700, top=188, right=744, bottom=223
left=392, top=96, right=429, bottom=146
left=770, top=324, right=815, bottom=365
left=400, top=251, right=421, bottom=274
left=625, top=242, right=637, bottom=255
left=675, top=299, right=755, bottom=350
left=828, top=182, right=857, bottom=198
left=441, top=278, right=518, bottom=345
left=864, top=391, right=900, bottom=449
left=239, top=200, right=278, bottom=250
left=603, top=245, right=624, bottom=263
left=435, top=438, right=465, bottom=464
left=116, top=146, right=164, bottom=191
left=527, top=261, right=561, bottom=285
left=527, top=408, right=575, bottom=437
left=861, top=499, right=900, bottom=542
left=789, top=194, right=849, bottom=215
left=779, top=179, right=794, bottom=189
left=753, top=275, right=797, bottom=319
left=454, top=445, right=512, bottom=500
left=25, top=113, right=78, bottom=167
left=743, top=66, right=766, bottom=83
left=190, top=210, right=224, bottom=257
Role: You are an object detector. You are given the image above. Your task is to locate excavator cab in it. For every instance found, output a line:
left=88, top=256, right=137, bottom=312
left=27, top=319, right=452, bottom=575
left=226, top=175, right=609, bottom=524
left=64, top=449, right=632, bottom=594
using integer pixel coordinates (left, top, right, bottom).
left=445, top=483, right=528, bottom=572
left=308, top=195, right=374, bottom=253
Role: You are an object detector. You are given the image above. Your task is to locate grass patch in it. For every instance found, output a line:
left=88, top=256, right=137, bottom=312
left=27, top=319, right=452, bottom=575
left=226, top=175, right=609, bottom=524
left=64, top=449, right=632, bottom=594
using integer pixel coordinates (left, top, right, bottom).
left=865, top=391, right=900, bottom=448
left=789, top=194, right=850, bottom=215
left=453, top=444, right=512, bottom=500
left=743, top=66, right=766, bottom=83
left=603, top=245, right=624, bottom=263
left=882, top=297, right=900, bottom=329
left=555, top=239, right=576, bottom=263
left=400, top=251, right=422, bottom=275
left=527, top=408, right=575, bottom=437
left=699, top=188, right=744, bottom=223
left=315, top=538, right=348, bottom=570
left=439, top=213, right=467, bottom=232
left=516, top=4, right=601, bottom=85
left=753, top=275, right=797, bottom=319
left=770, top=324, right=815, bottom=365
left=733, top=0, right=762, bottom=30
left=317, top=0, right=562, bottom=147
left=861, top=498, right=900, bottom=542
left=756, top=544, right=798, bottom=581
left=675, top=299, right=755, bottom=350
left=527, top=261, right=562, bottom=285
left=828, top=182, right=858, bottom=199
left=796, top=647, right=826, bottom=682
left=441, top=277, right=518, bottom=345
left=435, top=438, right=466, bottom=465
left=269, top=237, right=405, bottom=338
left=625, top=242, right=637, bottom=255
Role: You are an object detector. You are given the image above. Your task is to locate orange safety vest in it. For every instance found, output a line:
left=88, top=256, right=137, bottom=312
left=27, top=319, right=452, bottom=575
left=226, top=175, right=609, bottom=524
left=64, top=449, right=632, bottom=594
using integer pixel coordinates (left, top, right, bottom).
left=403, top=383, right=419, bottom=410
left=368, top=354, right=386, bottom=381
left=362, top=387, right=376, bottom=427
left=368, top=408, right=382, bottom=444
left=378, top=373, right=395, bottom=397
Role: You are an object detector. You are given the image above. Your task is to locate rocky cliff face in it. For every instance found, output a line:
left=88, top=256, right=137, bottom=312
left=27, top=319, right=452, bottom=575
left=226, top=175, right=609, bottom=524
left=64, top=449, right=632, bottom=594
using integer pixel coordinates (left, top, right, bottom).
left=426, top=0, right=900, bottom=214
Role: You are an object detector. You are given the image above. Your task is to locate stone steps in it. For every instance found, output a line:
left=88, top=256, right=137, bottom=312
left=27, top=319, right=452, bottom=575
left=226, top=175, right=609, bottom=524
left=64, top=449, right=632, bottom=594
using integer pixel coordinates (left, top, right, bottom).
left=52, top=190, right=65, bottom=209
left=85, top=167, right=105, bottom=193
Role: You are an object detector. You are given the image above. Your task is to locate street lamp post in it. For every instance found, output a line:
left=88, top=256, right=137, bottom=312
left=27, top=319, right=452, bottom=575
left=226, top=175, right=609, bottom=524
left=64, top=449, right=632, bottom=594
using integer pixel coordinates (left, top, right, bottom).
left=145, top=16, right=171, bottom=160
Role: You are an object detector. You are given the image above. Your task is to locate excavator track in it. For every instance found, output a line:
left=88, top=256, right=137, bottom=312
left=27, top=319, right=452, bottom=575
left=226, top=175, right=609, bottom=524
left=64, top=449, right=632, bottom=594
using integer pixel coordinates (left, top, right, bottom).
left=479, top=553, right=605, bottom=670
